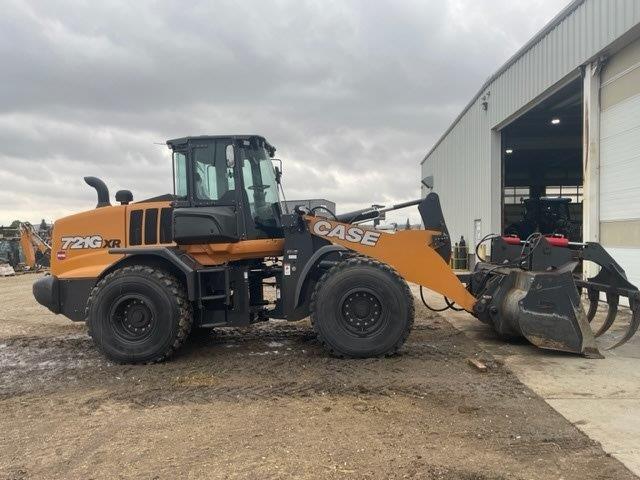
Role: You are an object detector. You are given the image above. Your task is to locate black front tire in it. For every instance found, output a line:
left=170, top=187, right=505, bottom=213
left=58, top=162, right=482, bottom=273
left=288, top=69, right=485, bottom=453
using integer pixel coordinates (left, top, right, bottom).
left=310, top=257, right=414, bottom=358
left=86, top=265, right=193, bottom=364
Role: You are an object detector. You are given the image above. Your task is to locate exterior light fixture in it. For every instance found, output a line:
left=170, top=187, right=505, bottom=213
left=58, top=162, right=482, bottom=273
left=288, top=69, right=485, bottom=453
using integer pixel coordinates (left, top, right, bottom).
left=551, top=118, right=561, bottom=125
left=505, top=149, right=513, bottom=154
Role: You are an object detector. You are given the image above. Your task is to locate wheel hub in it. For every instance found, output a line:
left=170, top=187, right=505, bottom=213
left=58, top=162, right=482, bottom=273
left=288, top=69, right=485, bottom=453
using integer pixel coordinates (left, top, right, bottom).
left=111, top=296, right=154, bottom=340
left=124, top=301, right=152, bottom=330
left=341, top=290, right=383, bottom=335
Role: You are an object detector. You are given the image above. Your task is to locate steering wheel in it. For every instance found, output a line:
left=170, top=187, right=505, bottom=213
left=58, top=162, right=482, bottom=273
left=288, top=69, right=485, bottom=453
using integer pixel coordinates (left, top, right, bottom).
left=248, top=184, right=271, bottom=191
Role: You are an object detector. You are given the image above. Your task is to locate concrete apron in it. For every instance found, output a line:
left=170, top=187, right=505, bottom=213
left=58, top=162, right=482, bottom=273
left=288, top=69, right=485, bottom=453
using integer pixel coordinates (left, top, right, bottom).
left=414, top=287, right=640, bottom=476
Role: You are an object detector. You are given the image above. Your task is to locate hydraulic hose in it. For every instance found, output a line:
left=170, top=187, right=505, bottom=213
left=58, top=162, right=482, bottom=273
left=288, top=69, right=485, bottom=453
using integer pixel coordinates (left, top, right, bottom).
left=419, top=286, right=464, bottom=312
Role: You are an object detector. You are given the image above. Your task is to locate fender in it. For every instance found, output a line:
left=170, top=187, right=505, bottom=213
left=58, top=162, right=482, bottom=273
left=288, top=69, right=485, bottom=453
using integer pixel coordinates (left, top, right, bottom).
left=108, top=247, right=198, bottom=300
left=294, top=244, right=347, bottom=308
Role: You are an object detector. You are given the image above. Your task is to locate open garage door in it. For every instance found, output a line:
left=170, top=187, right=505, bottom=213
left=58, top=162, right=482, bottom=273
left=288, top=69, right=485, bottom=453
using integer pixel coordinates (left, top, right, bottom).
left=501, top=78, right=583, bottom=242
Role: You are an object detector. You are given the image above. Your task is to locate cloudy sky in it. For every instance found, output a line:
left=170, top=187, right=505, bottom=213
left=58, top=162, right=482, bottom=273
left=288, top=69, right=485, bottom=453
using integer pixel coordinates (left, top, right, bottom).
left=0, top=0, right=570, bottom=226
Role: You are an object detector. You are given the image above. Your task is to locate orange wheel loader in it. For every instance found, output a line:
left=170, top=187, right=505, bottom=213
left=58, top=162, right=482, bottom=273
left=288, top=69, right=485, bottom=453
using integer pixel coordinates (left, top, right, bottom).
left=32, top=135, right=640, bottom=363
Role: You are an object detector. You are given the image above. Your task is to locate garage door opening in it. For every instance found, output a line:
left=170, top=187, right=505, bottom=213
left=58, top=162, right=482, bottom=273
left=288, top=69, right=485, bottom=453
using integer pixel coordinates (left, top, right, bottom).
left=501, top=78, right=583, bottom=241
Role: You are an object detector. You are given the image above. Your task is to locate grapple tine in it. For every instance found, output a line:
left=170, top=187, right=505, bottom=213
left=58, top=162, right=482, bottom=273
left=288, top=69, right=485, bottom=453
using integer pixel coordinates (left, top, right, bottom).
left=605, top=299, right=640, bottom=350
left=586, top=289, right=599, bottom=323
left=470, top=238, right=640, bottom=356
left=594, top=293, right=618, bottom=337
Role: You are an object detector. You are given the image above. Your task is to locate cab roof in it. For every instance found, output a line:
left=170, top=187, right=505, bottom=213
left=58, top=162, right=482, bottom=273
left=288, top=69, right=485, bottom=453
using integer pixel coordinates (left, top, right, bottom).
left=166, top=135, right=275, bottom=154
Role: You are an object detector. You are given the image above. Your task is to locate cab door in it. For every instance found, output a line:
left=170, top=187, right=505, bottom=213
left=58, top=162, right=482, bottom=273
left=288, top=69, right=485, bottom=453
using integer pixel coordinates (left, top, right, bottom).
left=172, top=139, right=243, bottom=244
left=235, top=138, right=284, bottom=240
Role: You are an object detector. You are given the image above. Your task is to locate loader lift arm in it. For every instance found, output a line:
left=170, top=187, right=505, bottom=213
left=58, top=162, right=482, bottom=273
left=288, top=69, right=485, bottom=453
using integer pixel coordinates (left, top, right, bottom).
left=304, top=215, right=476, bottom=311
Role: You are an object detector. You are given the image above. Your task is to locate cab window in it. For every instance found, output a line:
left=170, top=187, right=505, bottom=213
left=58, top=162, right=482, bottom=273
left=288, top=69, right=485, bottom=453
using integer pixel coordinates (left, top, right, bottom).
left=238, top=140, right=280, bottom=230
left=172, top=152, right=188, bottom=198
left=193, top=142, right=235, bottom=202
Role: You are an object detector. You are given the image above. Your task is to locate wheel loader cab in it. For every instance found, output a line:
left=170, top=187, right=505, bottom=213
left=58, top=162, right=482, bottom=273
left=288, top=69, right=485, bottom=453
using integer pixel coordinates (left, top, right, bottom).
left=168, top=135, right=284, bottom=243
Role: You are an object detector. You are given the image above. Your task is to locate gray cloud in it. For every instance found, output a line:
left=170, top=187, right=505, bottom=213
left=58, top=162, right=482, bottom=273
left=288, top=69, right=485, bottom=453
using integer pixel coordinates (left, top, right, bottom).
left=0, top=0, right=570, bottom=226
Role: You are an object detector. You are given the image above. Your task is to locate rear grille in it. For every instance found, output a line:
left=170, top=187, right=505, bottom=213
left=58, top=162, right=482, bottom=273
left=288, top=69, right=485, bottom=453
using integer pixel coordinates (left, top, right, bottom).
left=129, top=210, right=143, bottom=246
left=128, top=207, right=173, bottom=246
left=160, top=208, right=172, bottom=243
left=144, top=208, right=158, bottom=244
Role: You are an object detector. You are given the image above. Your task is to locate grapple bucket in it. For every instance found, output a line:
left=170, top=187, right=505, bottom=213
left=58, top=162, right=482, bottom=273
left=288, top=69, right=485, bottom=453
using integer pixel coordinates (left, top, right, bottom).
left=576, top=243, right=640, bottom=350
left=469, top=236, right=640, bottom=357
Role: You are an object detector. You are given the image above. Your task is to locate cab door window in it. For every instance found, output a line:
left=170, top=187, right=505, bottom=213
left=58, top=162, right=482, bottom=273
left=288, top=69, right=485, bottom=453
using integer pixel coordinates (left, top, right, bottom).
left=238, top=141, right=280, bottom=232
left=193, top=142, right=235, bottom=203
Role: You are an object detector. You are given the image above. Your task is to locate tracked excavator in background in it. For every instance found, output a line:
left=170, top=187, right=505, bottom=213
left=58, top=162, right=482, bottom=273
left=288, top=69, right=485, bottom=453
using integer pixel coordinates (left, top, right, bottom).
left=32, top=135, right=639, bottom=363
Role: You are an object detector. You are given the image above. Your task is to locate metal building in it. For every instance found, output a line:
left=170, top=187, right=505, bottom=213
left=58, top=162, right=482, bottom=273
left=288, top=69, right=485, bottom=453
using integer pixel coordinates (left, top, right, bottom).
left=422, top=0, right=640, bottom=285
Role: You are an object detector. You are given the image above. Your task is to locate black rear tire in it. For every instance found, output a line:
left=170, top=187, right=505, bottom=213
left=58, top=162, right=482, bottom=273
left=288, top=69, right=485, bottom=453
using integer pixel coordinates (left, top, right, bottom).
left=310, top=257, right=414, bottom=358
left=86, top=265, right=193, bottom=364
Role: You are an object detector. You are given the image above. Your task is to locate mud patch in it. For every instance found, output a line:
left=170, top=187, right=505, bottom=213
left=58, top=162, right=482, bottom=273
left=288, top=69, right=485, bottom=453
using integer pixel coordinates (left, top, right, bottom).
left=0, top=275, right=636, bottom=480
left=0, top=333, right=102, bottom=396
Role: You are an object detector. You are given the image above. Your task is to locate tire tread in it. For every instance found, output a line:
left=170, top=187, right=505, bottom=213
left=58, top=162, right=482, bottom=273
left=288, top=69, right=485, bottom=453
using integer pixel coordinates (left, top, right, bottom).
left=86, top=265, right=193, bottom=364
left=310, top=256, right=414, bottom=358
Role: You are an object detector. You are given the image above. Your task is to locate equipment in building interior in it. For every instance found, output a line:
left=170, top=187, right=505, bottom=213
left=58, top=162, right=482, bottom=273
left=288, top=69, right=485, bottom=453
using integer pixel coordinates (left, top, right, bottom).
left=32, top=135, right=639, bottom=363
left=504, top=196, right=582, bottom=242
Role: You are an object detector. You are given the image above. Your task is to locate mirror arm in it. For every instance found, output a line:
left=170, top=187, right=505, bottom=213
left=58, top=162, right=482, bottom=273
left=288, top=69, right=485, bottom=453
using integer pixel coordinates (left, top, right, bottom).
left=272, top=158, right=283, bottom=184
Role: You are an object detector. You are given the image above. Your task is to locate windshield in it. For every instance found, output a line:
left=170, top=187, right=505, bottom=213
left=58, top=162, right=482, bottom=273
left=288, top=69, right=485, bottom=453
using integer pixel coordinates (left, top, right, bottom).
left=238, top=140, right=281, bottom=231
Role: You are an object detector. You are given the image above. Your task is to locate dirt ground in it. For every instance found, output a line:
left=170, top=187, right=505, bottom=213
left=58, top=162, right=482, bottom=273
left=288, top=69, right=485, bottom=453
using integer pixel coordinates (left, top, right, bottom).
left=0, top=274, right=636, bottom=480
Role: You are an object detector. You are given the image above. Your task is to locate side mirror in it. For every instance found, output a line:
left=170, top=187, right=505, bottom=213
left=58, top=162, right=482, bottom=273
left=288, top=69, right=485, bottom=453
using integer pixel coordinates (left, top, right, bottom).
left=272, top=158, right=283, bottom=184
left=225, top=144, right=235, bottom=168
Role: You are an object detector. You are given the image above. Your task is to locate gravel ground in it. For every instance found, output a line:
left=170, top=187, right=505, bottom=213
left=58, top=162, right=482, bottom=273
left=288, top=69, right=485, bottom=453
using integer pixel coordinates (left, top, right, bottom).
left=0, top=274, right=636, bottom=479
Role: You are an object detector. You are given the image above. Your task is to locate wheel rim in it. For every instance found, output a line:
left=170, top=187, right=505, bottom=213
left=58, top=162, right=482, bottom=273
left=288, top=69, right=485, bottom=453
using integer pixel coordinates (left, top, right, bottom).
left=339, top=288, right=385, bottom=336
left=108, top=294, right=155, bottom=342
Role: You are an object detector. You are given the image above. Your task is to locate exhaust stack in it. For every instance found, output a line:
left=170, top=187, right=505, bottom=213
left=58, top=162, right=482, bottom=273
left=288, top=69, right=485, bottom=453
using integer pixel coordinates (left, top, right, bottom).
left=84, top=176, right=111, bottom=208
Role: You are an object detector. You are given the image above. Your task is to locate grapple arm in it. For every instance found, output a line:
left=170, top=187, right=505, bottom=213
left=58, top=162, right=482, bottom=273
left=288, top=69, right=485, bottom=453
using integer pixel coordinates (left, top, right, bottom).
left=576, top=242, right=640, bottom=349
left=471, top=236, right=640, bottom=356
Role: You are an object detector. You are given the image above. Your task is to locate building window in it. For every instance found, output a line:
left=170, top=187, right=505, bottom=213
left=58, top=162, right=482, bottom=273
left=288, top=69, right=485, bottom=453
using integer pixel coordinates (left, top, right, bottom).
left=503, top=186, right=530, bottom=204
left=545, top=185, right=583, bottom=203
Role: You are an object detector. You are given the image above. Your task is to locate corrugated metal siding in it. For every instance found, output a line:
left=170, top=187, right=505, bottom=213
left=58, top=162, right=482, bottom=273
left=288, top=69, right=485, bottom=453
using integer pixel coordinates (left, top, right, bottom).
left=422, top=0, right=640, bottom=244
left=421, top=106, right=492, bottom=246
